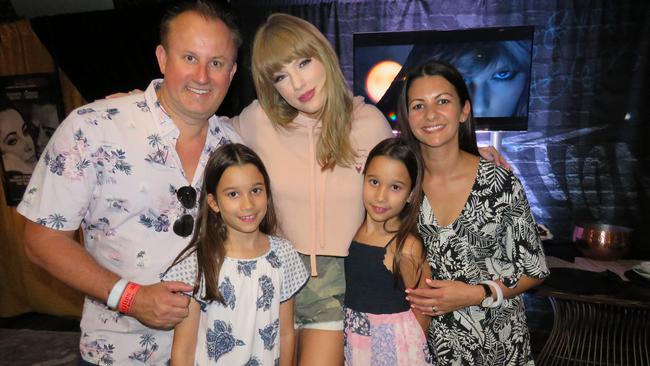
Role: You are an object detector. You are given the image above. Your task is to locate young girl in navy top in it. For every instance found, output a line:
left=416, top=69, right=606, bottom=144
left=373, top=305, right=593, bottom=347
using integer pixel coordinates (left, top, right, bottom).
left=344, top=137, right=432, bottom=365
left=162, top=143, right=308, bottom=365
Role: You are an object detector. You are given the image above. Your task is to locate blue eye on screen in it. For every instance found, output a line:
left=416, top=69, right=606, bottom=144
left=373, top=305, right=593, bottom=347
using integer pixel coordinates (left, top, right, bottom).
left=493, top=69, right=514, bottom=80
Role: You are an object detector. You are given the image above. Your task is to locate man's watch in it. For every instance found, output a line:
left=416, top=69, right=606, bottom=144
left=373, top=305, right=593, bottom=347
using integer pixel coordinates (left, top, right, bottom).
left=480, top=283, right=494, bottom=307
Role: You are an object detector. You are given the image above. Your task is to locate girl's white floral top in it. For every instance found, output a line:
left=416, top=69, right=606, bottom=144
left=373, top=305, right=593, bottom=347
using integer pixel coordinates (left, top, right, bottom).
left=162, top=235, right=308, bottom=365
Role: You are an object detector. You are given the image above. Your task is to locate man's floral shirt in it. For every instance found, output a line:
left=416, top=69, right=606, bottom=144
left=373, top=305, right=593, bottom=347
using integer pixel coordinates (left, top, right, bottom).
left=17, top=80, right=241, bottom=365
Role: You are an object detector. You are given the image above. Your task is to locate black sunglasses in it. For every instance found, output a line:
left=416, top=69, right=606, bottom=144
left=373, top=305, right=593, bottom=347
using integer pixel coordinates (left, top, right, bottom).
left=173, top=185, right=197, bottom=237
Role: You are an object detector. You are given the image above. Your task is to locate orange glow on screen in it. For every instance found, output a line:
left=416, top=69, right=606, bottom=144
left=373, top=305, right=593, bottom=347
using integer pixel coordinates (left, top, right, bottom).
left=365, top=60, right=402, bottom=103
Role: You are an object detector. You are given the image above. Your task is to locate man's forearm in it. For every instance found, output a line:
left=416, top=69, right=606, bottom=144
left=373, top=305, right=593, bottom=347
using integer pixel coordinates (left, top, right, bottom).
left=23, top=220, right=120, bottom=302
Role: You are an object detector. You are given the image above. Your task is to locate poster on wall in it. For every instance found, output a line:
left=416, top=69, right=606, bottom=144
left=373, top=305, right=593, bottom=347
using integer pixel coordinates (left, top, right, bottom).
left=0, top=73, right=64, bottom=206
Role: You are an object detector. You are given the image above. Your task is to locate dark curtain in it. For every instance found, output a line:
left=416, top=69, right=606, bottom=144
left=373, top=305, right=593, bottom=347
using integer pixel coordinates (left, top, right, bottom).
left=29, top=7, right=162, bottom=102
left=0, top=0, right=17, bottom=22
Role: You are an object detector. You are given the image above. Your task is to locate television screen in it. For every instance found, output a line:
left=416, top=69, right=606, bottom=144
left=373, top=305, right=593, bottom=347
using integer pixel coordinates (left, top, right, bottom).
left=353, top=26, right=534, bottom=131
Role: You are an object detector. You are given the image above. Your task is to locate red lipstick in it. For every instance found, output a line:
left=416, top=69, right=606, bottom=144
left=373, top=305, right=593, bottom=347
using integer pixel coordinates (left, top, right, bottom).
left=298, top=88, right=315, bottom=103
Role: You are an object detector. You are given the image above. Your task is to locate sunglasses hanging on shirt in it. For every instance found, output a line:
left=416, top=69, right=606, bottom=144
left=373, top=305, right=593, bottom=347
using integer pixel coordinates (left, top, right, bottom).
left=173, top=185, right=197, bottom=237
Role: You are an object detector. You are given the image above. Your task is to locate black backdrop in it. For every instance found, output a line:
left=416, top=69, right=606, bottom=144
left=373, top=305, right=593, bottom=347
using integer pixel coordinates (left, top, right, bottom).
left=27, top=0, right=650, bottom=257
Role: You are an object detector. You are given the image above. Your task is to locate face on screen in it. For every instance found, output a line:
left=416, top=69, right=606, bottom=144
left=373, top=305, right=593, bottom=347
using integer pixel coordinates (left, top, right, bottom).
left=355, top=30, right=533, bottom=129
left=458, top=58, right=527, bottom=117
left=453, top=42, right=530, bottom=118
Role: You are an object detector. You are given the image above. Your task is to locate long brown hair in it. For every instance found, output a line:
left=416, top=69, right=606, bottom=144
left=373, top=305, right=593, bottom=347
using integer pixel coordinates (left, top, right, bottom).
left=363, top=138, right=425, bottom=287
left=169, top=143, right=277, bottom=303
left=251, top=13, right=355, bottom=170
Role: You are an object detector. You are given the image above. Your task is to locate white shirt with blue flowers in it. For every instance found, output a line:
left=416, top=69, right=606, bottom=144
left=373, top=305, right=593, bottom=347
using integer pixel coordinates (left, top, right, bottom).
left=17, top=79, right=241, bottom=366
left=162, top=235, right=309, bottom=366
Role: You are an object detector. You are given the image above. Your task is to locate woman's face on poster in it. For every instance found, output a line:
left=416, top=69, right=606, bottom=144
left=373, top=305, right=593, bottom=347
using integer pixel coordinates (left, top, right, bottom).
left=457, top=51, right=527, bottom=117
left=0, top=108, right=37, bottom=164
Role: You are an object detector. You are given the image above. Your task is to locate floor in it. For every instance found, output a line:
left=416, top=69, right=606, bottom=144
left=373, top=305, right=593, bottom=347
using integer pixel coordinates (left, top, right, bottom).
left=0, top=313, right=81, bottom=366
left=0, top=296, right=553, bottom=362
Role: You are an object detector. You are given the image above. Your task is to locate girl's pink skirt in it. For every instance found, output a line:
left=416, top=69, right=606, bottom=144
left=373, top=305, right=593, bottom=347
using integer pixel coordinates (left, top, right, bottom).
left=344, top=307, right=432, bottom=365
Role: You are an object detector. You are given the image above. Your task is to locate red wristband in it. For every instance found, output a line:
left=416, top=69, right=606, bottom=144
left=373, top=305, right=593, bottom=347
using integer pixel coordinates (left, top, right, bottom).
left=118, top=282, right=141, bottom=314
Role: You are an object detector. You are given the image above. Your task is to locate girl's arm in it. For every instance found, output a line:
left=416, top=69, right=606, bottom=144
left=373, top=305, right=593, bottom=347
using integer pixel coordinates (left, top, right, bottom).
left=399, top=235, right=431, bottom=334
left=171, top=297, right=200, bottom=366
left=279, top=297, right=296, bottom=366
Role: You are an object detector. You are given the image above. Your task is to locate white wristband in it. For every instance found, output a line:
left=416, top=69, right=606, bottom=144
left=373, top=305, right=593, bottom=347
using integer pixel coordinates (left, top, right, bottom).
left=107, top=278, right=129, bottom=310
left=481, top=280, right=504, bottom=308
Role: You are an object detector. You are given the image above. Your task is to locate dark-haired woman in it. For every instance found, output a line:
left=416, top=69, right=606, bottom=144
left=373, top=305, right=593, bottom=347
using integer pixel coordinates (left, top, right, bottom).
left=400, top=59, right=549, bottom=366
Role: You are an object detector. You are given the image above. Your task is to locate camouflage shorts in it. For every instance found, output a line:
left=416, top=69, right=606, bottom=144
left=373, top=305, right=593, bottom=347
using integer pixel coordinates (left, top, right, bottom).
left=294, top=254, right=346, bottom=330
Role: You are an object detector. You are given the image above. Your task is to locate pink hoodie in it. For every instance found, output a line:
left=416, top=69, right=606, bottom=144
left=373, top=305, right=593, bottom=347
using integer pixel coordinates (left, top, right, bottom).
left=233, top=97, right=393, bottom=275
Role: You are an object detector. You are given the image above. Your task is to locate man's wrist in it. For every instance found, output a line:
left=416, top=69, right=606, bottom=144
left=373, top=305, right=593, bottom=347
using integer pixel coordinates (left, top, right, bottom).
left=107, top=278, right=129, bottom=310
left=118, top=282, right=141, bottom=314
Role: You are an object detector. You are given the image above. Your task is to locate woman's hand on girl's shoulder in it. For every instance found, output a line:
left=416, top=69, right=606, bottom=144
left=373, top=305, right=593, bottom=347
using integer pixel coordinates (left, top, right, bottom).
left=478, top=146, right=512, bottom=170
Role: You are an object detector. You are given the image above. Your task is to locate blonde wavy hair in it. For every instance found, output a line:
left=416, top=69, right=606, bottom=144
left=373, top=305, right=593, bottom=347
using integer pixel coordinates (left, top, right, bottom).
left=251, top=13, right=355, bottom=170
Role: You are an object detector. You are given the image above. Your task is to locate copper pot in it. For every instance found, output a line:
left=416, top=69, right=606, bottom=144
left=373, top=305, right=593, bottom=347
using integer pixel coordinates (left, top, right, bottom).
left=573, top=223, right=632, bottom=261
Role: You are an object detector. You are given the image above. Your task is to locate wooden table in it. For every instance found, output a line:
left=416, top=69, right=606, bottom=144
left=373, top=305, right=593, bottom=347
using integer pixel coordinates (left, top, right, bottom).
left=535, top=257, right=650, bottom=366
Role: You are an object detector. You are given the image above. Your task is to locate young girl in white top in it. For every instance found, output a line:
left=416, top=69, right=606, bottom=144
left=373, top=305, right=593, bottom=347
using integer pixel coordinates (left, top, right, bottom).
left=344, top=137, right=432, bottom=365
left=162, top=143, right=309, bottom=365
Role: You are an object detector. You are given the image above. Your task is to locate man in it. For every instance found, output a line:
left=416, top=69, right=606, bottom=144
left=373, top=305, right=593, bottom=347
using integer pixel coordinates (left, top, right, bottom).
left=18, top=2, right=241, bottom=364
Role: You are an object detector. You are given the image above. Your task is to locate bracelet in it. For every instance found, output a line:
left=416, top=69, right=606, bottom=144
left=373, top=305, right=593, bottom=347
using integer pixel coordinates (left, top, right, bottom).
left=107, top=278, right=128, bottom=310
left=480, top=280, right=504, bottom=308
left=118, top=282, right=141, bottom=314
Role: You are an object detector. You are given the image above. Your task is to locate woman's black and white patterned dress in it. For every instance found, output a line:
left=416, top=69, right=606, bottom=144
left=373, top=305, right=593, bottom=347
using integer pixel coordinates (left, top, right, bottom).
left=419, top=159, right=549, bottom=366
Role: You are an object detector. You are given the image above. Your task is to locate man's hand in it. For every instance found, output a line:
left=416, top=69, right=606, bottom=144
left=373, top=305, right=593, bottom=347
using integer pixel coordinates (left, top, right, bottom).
left=129, top=281, right=193, bottom=330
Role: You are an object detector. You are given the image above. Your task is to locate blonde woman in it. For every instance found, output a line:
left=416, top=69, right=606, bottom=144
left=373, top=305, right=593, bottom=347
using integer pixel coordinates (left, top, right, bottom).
left=233, top=14, right=506, bottom=365
left=232, top=13, right=391, bottom=365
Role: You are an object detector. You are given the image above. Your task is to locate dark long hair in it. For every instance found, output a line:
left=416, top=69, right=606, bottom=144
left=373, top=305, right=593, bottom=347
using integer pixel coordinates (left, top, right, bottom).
left=170, top=143, right=277, bottom=303
left=364, top=138, right=425, bottom=287
left=397, top=59, right=480, bottom=157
